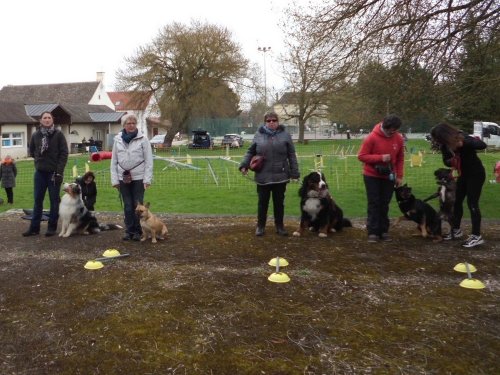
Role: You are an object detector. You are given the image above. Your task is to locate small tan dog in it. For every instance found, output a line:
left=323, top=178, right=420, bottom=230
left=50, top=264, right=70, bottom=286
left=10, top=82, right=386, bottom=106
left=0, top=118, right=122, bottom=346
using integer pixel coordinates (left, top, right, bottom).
left=135, top=202, right=168, bottom=243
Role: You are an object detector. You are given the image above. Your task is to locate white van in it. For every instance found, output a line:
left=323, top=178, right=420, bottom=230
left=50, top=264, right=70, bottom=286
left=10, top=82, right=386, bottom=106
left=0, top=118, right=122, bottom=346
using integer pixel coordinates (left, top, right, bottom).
left=473, top=121, right=500, bottom=147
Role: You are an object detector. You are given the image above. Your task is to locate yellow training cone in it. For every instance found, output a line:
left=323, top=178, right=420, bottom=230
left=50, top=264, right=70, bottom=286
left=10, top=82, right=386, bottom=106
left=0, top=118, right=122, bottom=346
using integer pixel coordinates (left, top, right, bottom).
left=268, top=272, right=290, bottom=283
left=268, top=257, right=289, bottom=267
left=102, top=249, right=121, bottom=258
left=84, top=260, right=104, bottom=270
left=454, top=263, right=477, bottom=273
left=459, top=278, right=485, bottom=289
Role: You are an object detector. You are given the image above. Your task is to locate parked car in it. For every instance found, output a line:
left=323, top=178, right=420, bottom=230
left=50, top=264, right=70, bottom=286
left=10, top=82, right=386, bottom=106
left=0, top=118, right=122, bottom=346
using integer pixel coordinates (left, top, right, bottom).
left=188, top=130, right=213, bottom=149
left=150, top=134, right=167, bottom=148
left=221, top=134, right=244, bottom=148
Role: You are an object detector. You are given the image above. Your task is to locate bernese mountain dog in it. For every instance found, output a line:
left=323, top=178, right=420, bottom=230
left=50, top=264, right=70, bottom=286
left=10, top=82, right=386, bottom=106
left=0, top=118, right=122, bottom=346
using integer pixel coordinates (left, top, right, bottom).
left=58, top=182, right=121, bottom=237
left=293, top=171, right=351, bottom=238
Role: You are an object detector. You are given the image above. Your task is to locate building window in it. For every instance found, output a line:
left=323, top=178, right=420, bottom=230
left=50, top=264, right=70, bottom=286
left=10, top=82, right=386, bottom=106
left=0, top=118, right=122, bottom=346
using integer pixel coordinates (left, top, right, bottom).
left=1, top=132, right=23, bottom=147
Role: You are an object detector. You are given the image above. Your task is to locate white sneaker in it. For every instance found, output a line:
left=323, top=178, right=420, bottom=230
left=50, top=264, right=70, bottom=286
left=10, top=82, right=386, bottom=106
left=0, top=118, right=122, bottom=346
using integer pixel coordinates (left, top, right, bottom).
left=443, top=228, right=463, bottom=241
left=462, top=235, right=485, bottom=248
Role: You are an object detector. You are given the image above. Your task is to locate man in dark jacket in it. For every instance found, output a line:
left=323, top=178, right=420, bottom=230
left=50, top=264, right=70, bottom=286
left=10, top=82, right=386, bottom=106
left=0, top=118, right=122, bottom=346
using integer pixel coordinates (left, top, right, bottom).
left=23, top=111, right=68, bottom=237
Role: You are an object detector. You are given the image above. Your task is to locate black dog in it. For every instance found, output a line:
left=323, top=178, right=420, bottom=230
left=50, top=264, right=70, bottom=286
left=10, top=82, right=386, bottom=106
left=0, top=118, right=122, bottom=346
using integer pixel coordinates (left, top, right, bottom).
left=293, top=171, right=351, bottom=238
left=394, top=184, right=442, bottom=241
left=424, top=168, right=456, bottom=232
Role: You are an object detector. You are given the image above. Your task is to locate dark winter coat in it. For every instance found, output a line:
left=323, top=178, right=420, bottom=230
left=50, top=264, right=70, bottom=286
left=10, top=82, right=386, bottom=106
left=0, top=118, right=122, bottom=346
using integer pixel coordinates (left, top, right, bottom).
left=240, top=124, right=300, bottom=185
left=29, top=128, right=68, bottom=175
left=0, top=162, right=17, bottom=188
left=76, top=178, right=97, bottom=211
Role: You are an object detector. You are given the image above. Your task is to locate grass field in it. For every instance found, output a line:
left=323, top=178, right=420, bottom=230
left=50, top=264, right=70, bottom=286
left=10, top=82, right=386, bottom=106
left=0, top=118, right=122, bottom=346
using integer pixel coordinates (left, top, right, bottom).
left=2, top=139, right=499, bottom=219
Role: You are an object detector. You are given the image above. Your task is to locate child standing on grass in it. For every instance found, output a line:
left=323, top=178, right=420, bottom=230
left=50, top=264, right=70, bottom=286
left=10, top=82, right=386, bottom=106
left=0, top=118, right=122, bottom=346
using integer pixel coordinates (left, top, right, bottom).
left=0, top=155, right=17, bottom=204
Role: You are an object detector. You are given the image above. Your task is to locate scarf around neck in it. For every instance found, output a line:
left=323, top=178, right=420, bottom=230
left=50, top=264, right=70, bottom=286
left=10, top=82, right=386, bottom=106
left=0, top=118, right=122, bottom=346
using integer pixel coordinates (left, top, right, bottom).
left=40, top=125, right=56, bottom=155
left=262, top=125, right=279, bottom=136
left=121, top=129, right=138, bottom=144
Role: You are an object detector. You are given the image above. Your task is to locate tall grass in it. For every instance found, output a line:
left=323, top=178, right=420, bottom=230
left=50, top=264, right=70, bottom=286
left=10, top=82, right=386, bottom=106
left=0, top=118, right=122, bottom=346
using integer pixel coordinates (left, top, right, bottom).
left=3, top=139, right=499, bottom=219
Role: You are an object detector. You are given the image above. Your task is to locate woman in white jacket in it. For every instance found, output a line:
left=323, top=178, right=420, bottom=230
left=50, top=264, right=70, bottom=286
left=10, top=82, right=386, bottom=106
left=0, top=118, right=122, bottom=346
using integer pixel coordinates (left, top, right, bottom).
left=111, top=114, right=153, bottom=241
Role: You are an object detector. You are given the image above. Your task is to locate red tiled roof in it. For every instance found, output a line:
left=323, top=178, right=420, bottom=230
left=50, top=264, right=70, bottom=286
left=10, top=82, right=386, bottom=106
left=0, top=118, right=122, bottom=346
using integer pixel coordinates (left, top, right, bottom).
left=108, top=91, right=153, bottom=111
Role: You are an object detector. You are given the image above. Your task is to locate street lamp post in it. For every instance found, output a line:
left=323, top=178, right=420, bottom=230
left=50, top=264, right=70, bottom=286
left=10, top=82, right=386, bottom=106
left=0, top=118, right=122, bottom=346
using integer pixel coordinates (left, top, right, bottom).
left=258, top=46, right=271, bottom=107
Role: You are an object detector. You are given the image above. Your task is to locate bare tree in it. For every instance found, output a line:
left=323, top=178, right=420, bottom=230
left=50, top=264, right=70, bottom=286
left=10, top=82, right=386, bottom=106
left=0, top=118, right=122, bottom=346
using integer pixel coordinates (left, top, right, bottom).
left=116, top=21, right=248, bottom=145
left=293, top=0, right=500, bottom=78
left=279, top=7, right=360, bottom=143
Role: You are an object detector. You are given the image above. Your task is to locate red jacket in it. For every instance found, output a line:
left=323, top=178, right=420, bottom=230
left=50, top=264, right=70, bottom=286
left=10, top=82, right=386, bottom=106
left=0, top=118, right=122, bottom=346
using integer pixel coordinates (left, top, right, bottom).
left=357, top=122, right=405, bottom=180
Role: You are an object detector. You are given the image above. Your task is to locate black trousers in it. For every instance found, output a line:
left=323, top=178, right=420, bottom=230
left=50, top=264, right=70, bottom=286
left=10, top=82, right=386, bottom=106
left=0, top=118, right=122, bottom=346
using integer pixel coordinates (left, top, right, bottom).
left=363, top=175, right=394, bottom=236
left=453, top=173, right=485, bottom=235
left=256, top=182, right=287, bottom=228
left=4, top=187, right=13, bottom=203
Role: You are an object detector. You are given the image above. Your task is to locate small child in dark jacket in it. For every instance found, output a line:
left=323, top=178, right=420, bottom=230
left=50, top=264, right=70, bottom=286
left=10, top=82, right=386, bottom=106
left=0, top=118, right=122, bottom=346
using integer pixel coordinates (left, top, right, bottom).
left=76, top=171, right=97, bottom=211
left=0, top=155, right=17, bottom=204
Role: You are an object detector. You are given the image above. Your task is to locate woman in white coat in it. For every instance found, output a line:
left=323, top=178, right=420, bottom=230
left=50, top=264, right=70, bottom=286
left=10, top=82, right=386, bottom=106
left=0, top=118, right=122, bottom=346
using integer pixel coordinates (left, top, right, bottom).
left=111, top=114, right=153, bottom=241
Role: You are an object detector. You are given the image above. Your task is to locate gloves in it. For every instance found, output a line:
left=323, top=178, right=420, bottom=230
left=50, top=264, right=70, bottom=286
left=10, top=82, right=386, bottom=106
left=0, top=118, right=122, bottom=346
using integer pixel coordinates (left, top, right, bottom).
left=53, top=173, right=63, bottom=185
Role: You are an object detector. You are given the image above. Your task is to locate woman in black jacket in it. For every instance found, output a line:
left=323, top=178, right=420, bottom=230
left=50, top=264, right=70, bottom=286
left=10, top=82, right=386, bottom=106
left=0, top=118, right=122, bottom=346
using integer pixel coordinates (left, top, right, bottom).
left=239, top=112, right=300, bottom=237
left=430, top=123, right=487, bottom=248
left=23, top=111, right=68, bottom=237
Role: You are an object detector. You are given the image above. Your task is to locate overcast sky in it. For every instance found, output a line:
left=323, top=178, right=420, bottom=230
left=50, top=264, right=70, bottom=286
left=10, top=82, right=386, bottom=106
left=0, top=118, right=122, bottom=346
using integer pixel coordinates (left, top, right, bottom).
left=1, top=0, right=302, bottom=94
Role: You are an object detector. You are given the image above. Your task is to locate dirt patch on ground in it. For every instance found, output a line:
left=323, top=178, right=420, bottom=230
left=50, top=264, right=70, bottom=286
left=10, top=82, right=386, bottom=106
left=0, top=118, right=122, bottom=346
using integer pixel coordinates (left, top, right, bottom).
left=0, top=210, right=499, bottom=374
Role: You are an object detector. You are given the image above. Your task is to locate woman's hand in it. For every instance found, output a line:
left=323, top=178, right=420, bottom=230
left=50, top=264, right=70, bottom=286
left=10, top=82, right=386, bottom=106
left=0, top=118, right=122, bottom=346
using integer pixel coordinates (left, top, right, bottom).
left=240, top=167, right=248, bottom=176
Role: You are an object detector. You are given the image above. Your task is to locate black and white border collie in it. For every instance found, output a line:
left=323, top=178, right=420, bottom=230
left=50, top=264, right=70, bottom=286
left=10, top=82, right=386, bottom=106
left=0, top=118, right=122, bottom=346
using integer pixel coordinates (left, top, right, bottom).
left=293, top=172, right=351, bottom=238
left=58, top=183, right=121, bottom=237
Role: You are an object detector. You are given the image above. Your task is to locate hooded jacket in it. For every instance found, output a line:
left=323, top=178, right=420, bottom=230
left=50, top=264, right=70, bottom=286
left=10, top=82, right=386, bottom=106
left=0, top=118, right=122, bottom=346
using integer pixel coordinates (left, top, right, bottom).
left=358, top=122, right=404, bottom=180
left=240, top=124, right=300, bottom=185
left=110, top=130, right=153, bottom=186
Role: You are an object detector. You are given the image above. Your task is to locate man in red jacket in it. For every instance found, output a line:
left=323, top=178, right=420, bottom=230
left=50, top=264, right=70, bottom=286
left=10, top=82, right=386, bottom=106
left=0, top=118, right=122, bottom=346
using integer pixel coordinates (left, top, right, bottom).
left=358, top=114, right=404, bottom=243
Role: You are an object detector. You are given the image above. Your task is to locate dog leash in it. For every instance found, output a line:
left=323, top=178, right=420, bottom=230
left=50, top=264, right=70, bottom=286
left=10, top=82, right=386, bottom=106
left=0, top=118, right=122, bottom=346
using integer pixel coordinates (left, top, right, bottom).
left=423, top=192, right=439, bottom=202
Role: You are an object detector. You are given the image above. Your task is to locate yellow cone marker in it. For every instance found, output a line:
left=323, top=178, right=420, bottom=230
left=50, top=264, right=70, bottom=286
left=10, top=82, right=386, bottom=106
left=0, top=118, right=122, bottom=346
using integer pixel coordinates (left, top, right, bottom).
left=268, top=257, right=289, bottom=267
left=268, top=256, right=290, bottom=283
left=84, top=260, right=104, bottom=270
left=454, top=263, right=477, bottom=273
left=102, top=249, right=121, bottom=258
left=456, top=262, right=485, bottom=289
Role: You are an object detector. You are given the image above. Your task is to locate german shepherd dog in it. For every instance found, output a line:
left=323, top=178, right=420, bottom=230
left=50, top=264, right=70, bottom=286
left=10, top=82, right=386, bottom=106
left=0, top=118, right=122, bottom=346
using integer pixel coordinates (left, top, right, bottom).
left=135, top=202, right=168, bottom=243
left=423, top=168, right=457, bottom=234
left=293, top=171, right=351, bottom=238
left=394, top=184, right=442, bottom=241
left=59, top=183, right=122, bottom=237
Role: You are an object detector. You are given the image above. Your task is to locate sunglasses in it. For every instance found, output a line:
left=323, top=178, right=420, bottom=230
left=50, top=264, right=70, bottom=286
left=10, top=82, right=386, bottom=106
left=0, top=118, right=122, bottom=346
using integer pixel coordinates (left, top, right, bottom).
left=266, top=119, right=278, bottom=123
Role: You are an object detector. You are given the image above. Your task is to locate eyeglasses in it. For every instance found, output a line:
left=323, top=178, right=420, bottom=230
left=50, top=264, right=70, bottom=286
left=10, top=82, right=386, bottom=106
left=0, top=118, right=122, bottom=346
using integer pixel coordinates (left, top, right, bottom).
left=266, top=119, right=278, bottom=123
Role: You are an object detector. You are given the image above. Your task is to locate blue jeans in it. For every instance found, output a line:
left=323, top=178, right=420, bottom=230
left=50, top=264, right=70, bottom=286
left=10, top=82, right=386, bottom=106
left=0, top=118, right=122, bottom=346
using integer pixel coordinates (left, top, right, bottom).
left=119, top=180, right=145, bottom=235
left=363, top=175, right=394, bottom=236
left=29, top=170, right=62, bottom=232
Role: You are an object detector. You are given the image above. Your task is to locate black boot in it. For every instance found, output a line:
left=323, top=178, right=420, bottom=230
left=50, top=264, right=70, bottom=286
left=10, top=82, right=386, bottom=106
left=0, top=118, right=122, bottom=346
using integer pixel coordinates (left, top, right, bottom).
left=276, top=225, right=288, bottom=236
left=255, top=226, right=265, bottom=236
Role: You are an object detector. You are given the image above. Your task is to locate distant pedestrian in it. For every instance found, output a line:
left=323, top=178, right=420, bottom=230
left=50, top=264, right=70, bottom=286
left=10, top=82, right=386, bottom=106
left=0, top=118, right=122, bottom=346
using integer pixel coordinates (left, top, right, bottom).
left=0, top=155, right=17, bottom=204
